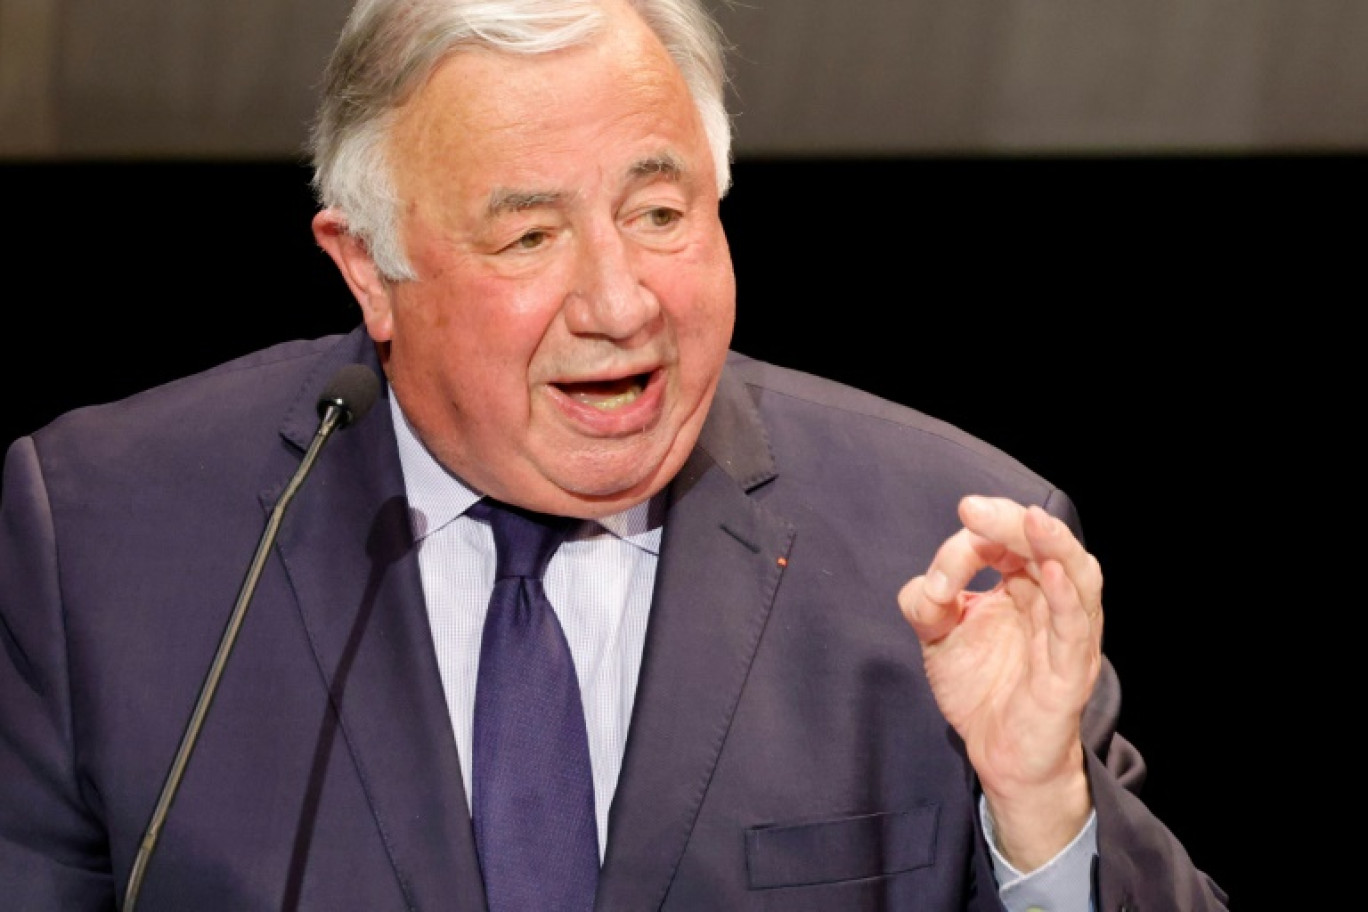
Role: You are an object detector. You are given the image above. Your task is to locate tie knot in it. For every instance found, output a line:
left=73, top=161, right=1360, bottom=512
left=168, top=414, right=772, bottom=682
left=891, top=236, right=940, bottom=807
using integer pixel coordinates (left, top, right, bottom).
left=468, top=498, right=574, bottom=580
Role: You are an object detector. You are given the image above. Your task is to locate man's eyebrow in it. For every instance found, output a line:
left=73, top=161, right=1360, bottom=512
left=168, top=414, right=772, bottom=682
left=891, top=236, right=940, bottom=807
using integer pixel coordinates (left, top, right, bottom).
left=486, top=189, right=564, bottom=218
left=629, top=154, right=684, bottom=182
left=484, top=156, right=684, bottom=217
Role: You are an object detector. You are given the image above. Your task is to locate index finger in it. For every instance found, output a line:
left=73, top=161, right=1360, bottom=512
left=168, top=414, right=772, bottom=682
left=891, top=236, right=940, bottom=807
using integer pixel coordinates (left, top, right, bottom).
left=959, top=495, right=1070, bottom=561
left=961, top=495, right=1103, bottom=611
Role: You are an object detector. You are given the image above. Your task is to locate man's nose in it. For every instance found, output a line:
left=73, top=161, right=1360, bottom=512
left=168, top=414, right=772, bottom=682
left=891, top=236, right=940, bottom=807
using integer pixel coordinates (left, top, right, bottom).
left=562, top=228, right=661, bottom=341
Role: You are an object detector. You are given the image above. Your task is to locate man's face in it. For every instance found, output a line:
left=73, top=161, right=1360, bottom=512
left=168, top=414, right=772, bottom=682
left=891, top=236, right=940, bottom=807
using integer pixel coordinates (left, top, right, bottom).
left=360, top=3, right=735, bottom=519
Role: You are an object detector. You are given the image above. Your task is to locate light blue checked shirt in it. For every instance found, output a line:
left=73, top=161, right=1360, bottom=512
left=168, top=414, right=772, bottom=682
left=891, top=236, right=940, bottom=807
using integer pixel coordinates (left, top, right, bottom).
left=389, top=395, right=1095, bottom=910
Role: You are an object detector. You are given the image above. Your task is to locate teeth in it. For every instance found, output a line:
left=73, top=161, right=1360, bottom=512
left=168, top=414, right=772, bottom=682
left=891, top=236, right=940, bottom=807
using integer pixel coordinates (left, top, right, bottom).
left=560, top=373, right=649, bottom=411
left=571, top=386, right=641, bottom=410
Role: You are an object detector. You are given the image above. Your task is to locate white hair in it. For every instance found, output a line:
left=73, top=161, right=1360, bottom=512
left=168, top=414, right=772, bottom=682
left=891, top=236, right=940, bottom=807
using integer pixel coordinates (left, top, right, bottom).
left=309, top=0, right=733, bottom=281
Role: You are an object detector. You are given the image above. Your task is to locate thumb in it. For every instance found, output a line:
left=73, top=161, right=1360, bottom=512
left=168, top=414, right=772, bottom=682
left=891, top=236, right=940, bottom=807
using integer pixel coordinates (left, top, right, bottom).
left=898, top=572, right=962, bottom=644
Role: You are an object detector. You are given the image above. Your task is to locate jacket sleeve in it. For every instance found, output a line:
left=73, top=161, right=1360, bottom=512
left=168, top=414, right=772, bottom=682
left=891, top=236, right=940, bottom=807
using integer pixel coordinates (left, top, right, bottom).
left=1082, top=658, right=1230, bottom=910
left=0, top=436, right=117, bottom=910
left=1043, top=486, right=1229, bottom=910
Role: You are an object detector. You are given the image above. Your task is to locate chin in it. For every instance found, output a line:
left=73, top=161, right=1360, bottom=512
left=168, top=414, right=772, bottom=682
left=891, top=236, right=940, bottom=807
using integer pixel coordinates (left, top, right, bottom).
left=543, top=447, right=677, bottom=512
left=557, top=467, right=658, bottom=502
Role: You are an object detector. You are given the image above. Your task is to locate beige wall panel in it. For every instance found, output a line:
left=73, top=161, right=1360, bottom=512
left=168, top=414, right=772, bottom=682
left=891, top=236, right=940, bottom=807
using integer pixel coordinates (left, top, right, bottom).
left=718, top=0, right=1008, bottom=153
left=54, top=0, right=351, bottom=157
left=0, top=0, right=61, bottom=155
left=979, top=0, right=1274, bottom=151
left=1257, top=0, right=1368, bottom=148
left=1, top=0, right=1365, bottom=159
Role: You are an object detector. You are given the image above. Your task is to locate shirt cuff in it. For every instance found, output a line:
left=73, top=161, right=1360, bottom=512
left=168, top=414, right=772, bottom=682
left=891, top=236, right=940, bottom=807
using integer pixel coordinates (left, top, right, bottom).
left=980, top=794, right=1097, bottom=912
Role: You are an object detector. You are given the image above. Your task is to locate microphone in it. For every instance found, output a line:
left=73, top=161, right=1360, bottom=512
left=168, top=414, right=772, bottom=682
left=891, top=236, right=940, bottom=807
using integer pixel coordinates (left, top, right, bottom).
left=122, top=363, right=382, bottom=911
left=315, top=363, right=383, bottom=431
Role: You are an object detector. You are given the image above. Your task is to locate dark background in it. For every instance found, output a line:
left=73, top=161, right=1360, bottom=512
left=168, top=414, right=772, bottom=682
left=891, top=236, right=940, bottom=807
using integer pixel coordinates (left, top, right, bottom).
left=6, top=154, right=1356, bottom=905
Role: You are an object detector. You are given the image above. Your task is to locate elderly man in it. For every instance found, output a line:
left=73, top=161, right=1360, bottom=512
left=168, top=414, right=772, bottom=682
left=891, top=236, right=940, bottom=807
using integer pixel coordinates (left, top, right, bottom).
left=0, top=1, right=1227, bottom=910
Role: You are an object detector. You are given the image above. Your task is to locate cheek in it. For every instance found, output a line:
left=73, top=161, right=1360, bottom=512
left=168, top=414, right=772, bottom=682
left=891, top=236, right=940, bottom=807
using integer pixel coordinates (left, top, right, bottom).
left=400, top=254, right=552, bottom=339
left=667, top=252, right=736, bottom=357
left=396, top=273, right=567, bottom=403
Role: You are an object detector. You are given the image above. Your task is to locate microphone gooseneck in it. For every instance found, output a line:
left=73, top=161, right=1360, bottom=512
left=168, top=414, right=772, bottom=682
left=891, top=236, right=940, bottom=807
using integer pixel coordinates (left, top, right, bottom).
left=122, top=363, right=382, bottom=912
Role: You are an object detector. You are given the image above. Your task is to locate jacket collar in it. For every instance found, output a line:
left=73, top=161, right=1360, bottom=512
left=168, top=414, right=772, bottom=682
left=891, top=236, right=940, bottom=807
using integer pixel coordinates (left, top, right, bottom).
left=273, top=337, right=792, bottom=910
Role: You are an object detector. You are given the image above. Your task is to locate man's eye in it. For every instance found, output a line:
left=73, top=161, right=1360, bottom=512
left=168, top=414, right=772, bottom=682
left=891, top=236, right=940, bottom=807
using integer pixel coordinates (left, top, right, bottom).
left=512, top=230, right=549, bottom=250
left=643, top=208, right=681, bottom=228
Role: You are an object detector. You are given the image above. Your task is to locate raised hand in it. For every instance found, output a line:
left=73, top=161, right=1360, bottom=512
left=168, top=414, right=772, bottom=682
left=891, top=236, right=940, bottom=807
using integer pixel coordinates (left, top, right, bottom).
left=898, top=495, right=1104, bottom=870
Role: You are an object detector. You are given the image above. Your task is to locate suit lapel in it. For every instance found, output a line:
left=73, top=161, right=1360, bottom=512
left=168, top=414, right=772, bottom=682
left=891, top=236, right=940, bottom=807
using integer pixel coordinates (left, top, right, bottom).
left=262, top=345, right=790, bottom=911
left=596, top=365, right=794, bottom=909
left=268, top=334, right=486, bottom=912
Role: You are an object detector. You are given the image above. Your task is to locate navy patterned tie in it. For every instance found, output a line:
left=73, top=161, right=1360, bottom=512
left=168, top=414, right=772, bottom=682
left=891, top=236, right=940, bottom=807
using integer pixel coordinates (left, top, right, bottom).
left=468, top=498, right=599, bottom=912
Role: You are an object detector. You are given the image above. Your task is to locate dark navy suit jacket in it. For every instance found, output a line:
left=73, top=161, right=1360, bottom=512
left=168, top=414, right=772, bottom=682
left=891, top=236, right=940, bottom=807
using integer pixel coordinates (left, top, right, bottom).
left=0, top=327, right=1227, bottom=910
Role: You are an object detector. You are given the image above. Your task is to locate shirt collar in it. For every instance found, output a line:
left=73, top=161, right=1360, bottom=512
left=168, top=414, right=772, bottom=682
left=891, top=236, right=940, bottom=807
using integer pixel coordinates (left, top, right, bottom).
left=389, top=394, right=660, bottom=554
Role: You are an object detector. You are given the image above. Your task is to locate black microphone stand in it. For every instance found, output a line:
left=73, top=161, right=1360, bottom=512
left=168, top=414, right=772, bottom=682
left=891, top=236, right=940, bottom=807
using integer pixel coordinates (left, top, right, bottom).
left=122, top=365, right=379, bottom=911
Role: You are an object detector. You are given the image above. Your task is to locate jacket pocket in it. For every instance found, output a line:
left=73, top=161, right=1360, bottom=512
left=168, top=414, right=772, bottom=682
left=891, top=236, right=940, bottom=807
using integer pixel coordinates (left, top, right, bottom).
left=745, top=806, right=939, bottom=890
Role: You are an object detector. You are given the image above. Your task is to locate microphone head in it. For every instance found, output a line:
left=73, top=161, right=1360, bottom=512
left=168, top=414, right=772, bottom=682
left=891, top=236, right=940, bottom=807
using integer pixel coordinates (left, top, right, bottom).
left=317, top=363, right=382, bottom=428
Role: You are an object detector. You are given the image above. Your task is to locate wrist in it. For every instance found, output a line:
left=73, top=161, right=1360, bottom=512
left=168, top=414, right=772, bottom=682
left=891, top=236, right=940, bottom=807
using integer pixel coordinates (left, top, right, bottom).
left=981, top=756, right=1092, bottom=872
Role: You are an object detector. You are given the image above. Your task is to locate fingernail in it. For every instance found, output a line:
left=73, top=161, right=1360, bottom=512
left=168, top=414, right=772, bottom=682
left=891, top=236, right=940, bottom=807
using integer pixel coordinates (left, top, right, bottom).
left=925, top=570, right=952, bottom=602
left=963, top=495, right=990, bottom=518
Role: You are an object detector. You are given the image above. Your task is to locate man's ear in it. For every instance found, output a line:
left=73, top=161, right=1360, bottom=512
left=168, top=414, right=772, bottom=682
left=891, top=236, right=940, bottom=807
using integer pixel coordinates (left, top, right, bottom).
left=312, top=208, right=395, bottom=343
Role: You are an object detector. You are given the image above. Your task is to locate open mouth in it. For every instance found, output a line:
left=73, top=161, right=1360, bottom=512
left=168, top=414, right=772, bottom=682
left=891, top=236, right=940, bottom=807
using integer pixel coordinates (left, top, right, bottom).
left=555, top=372, right=652, bottom=411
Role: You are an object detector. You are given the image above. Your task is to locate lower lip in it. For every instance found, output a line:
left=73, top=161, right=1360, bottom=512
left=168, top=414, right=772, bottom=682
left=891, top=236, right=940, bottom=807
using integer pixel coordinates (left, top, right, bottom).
left=547, top=370, right=667, bottom=436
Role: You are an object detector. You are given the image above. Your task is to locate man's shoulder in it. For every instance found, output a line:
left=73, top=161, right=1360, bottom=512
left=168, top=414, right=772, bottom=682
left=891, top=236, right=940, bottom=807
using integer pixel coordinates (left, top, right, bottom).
left=19, top=329, right=374, bottom=496
left=34, top=331, right=364, bottom=444
left=721, top=350, right=1051, bottom=492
